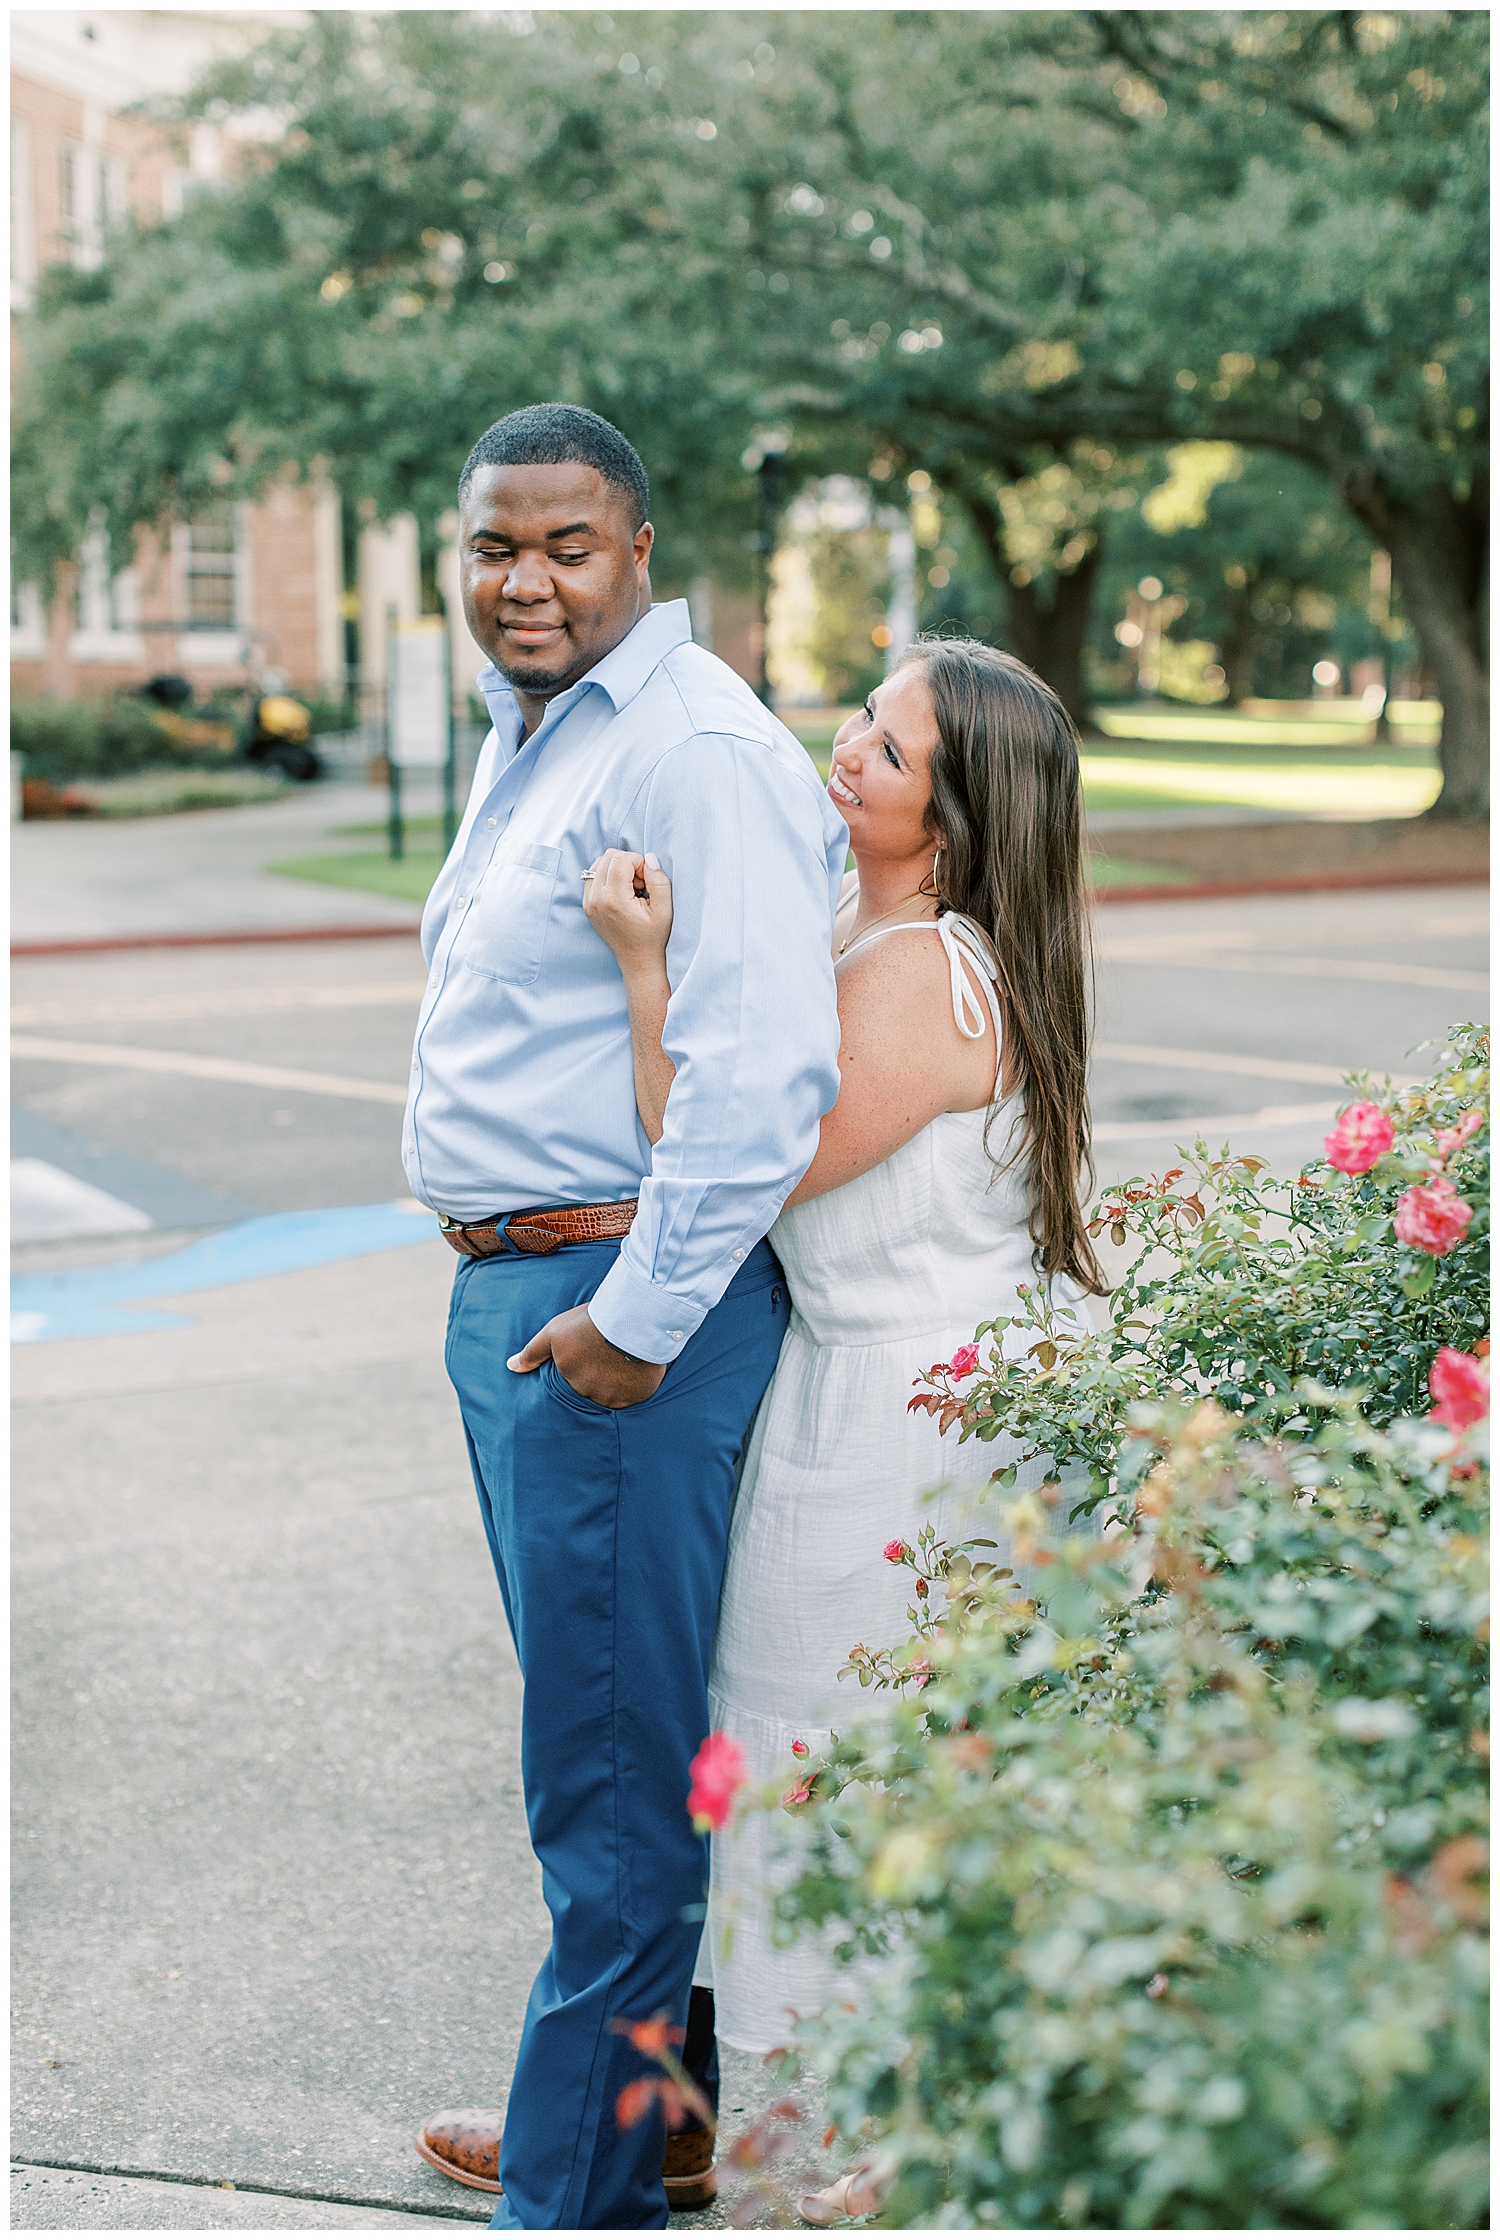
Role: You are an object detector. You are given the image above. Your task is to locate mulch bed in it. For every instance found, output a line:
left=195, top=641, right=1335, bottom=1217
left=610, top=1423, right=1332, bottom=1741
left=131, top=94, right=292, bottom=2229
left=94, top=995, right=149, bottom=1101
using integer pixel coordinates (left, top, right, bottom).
left=1094, top=816, right=1488, bottom=899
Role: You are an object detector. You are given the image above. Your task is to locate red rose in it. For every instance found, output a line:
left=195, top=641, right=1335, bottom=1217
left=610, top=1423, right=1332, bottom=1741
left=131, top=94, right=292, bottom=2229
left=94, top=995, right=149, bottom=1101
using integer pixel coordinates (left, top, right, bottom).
left=883, top=1539, right=911, bottom=1564
left=790, top=1738, right=809, bottom=1757
left=1429, top=1346, right=1490, bottom=1431
left=1323, top=1101, right=1395, bottom=1174
left=948, top=1343, right=981, bottom=1379
left=1395, top=1177, right=1474, bottom=1256
left=687, top=1731, right=748, bottom=1833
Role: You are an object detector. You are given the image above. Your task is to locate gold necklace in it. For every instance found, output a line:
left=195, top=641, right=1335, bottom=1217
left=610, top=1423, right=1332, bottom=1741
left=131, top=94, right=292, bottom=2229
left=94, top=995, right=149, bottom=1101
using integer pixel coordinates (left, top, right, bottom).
left=838, top=889, right=935, bottom=956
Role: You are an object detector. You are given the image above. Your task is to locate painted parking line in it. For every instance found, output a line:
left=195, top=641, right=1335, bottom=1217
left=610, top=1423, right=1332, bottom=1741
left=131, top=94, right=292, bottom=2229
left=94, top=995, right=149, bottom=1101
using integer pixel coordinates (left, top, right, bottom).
left=1100, top=910, right=1488, bottom=954
left=1094, top=1042, right=1419, bottom=1089
left=1093, top=1099, right=1336, bottom=1146
left=11, top=1201, right=439, bottom=1345
left=11, top=1037, right=408, bottom=1107
left=11, top=980, right=427, bottom=1029
left=11, top=1159, right=154, bottom=1245
left=1096, top=952, right=1485, bottom=991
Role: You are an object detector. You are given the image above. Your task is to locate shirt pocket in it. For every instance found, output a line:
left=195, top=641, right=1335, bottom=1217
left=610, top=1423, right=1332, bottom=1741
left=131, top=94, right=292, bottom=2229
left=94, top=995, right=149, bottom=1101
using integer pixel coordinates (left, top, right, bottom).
left=461, top=841, right=563, bottom=987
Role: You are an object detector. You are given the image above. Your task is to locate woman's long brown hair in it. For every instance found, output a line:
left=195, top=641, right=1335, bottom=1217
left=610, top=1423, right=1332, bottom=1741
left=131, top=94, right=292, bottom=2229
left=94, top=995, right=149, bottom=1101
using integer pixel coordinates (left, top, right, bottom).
left=902, top=639, right=1107, bottom=1296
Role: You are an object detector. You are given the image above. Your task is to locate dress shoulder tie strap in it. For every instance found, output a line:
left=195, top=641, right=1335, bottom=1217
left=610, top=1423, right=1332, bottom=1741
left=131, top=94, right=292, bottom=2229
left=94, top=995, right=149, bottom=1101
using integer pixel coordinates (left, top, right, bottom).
left=838, top=910, right=1004, bottom=1047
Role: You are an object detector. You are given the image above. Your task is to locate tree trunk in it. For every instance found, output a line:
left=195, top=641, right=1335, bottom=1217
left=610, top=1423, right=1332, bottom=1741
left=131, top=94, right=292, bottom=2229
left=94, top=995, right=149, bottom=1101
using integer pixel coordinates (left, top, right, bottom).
left=1220, top=592, right=1259, bottom=706
left=960, top=489, right=1102, bottom=732
left=1341, top=474, right=1488, bottom=820
left=1001, top=542, right=1103, bottom=734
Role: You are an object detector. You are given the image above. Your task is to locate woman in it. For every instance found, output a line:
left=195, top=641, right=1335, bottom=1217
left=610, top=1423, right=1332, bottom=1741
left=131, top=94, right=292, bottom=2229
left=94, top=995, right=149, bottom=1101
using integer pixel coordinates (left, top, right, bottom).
left=584, top=640, right=1105, bottom=2222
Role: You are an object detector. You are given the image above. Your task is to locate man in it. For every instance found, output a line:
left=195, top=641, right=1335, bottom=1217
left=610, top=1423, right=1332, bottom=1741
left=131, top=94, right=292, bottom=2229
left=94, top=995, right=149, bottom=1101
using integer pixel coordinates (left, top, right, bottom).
left=404, top=404, right=845, bottom=2230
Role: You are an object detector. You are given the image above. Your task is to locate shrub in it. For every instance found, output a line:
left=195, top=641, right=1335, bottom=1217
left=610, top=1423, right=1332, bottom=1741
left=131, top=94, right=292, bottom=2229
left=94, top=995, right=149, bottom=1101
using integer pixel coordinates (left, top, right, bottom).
left=9, top=696, right=245, bottom=782
left=908, top=1026, right=1488, bottom=1514
left=770, top=1030, right=1489, bottom=2228
left=783, top=1403, right=1488, bottom=2229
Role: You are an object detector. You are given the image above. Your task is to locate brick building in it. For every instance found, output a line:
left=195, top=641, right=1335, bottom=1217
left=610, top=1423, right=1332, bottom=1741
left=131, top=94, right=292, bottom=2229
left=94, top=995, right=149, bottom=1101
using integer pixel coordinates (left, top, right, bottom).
left=11, top=9, right=765, bottom=716
left=10, top=8, right=344, bottom=708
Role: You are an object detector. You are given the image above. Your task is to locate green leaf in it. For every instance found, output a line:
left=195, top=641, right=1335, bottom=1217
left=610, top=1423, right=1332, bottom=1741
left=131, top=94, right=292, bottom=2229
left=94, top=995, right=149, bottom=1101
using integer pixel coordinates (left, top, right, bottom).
left=1402, top=1255, right=1437, bottom=1300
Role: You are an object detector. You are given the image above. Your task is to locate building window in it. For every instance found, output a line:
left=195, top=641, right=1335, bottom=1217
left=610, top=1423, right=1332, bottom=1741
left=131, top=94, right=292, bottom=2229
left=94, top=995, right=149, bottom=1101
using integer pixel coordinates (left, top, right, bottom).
left=69, top=513, right=144, bottom=660
left=11, top=116, right=36, bottom=307
left=58, top=139, right=128, bottom=271
left=10, top=579, right=46, bottom=658
left=184, top=509, right=241, bottom=628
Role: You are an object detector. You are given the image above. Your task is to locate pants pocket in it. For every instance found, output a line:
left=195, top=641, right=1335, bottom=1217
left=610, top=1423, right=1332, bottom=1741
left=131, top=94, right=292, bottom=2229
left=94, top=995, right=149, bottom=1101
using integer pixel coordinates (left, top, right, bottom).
left=541, top=1354, right=615, bottom=1417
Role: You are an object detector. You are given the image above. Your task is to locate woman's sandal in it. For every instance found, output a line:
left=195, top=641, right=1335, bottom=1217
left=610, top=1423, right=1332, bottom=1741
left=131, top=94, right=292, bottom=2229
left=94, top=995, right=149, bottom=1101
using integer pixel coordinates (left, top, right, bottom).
left=798, top=2164, right=882, bottom=2226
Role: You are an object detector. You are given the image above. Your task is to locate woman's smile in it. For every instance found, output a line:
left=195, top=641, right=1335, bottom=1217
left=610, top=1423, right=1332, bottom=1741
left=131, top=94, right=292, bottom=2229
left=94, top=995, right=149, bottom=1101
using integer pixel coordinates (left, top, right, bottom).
left=828, top=762, right=862, bottom=809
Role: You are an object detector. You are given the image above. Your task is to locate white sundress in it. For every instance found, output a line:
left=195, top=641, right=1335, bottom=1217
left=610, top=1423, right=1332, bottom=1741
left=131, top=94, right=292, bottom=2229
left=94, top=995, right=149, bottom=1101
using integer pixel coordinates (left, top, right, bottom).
left=696, top=910, right=1090, bottom=2055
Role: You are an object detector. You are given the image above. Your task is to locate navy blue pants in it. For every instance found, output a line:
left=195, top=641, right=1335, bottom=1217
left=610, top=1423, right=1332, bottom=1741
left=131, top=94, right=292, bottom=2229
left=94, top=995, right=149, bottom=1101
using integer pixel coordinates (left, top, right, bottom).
left=445, top=1238, right=788, bottom=2230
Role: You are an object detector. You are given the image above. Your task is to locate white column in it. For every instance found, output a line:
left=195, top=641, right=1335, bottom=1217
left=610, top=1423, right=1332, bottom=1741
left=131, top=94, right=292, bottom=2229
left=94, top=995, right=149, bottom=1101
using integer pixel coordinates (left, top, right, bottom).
left=687, top=574, right=715, bottom=651
left=436, top=511, right=483, bottom=712
left=357, top=512, right=421, bottom=689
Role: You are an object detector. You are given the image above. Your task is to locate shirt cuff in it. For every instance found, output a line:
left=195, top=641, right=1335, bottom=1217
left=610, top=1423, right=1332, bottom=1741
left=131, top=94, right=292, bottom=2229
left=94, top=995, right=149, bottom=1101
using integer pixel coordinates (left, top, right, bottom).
left=587, top=1255, right=706, bottom=1365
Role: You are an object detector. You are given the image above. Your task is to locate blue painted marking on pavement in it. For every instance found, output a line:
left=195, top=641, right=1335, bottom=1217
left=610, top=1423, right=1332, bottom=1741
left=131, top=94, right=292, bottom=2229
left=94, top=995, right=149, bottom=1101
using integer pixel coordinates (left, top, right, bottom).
left=11, top=1201, right=440, bottom=1345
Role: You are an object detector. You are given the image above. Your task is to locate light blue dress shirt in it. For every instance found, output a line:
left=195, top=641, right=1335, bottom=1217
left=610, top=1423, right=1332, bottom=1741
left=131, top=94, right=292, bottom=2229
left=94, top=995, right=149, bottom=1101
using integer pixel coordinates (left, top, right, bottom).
left=403, top=600, right=847, bottom=1364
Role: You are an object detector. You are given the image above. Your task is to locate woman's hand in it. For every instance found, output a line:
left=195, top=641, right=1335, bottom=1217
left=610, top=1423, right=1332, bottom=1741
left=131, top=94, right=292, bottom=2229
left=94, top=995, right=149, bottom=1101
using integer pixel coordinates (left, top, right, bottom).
left=583, top=850, right=674, bottom=974
left=583, top=850, right=677, bottom=1145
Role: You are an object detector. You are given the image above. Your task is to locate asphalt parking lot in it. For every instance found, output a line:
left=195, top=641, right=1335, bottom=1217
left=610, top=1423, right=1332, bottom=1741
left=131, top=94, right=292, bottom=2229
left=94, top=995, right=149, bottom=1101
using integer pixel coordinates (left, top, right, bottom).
left=10, top=801, right=1487, bottom=2227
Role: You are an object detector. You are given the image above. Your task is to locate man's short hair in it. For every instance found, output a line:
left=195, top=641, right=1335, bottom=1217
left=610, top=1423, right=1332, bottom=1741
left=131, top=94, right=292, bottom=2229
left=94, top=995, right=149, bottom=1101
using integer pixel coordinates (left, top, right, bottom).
left=458, top=404, right=649, bottom=528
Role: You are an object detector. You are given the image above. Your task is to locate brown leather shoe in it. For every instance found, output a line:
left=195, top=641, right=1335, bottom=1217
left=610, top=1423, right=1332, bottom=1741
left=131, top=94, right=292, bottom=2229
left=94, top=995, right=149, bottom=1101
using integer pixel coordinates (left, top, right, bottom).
left=416, top=2104, right=718, bottom=2208
left=414, top=2108, right=503, bottom=2194
left=663, top=2123, right=718, bottom=2210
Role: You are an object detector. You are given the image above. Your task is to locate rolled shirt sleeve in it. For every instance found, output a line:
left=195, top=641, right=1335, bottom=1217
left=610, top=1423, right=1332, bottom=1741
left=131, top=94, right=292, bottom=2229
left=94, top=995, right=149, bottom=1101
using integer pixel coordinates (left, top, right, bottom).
left=586, top=732, right=844, bottom=1362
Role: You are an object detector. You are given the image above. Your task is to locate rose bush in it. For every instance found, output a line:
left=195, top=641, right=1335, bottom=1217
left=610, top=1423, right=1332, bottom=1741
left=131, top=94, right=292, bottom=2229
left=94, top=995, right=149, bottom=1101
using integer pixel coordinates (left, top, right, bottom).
left=762, top=1028, right=1488, bottom=2228
left=779, top=1401, right=1488, bottom=2228
left=907, top=1026, right=1489, bottom=1515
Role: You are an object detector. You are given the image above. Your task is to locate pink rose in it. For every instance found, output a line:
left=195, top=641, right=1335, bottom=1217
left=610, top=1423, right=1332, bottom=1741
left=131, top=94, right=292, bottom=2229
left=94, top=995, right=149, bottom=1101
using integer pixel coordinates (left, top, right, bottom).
left=687, top=1732, right=747, bottom=1833
left=1435, top=1109, right=1485, bottom=1160
left=883, top=1539, right=911, bottom=1564
left=948, top=1343, right=981, bottom=1379
left=1323, top=1101, right=1395, bottom=1174
left=790, top=1738, right=809, bottom=1757
left=1429, top=1346, right=1490, bottom=1431
left=1395, top=1177, right=1474, bottom=1256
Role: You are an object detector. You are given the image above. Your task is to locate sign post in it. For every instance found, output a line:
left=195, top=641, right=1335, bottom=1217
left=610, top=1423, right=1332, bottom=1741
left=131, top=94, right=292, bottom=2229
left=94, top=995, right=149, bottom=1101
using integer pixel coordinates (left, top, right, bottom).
left=387, top=615, right=454, bottom=862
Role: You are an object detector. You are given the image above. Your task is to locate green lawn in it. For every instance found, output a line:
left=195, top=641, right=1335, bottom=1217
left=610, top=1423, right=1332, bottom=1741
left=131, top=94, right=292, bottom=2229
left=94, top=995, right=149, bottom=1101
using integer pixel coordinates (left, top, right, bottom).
left=1077, top=745, right=1439, bottom=818
left=274, top=842, right=1189, bottom=907
left=271, top=849, right=444, bottom=904
left=791, top=711, right=1439, bottom=818
left=280, top=701, right=1440, bottom=907
left=1088, top=854, right=1194, bottom=888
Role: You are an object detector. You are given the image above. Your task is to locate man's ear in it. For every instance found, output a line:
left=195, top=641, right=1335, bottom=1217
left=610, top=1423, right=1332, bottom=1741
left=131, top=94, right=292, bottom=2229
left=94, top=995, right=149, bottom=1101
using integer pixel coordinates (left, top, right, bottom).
left=633, top=521, right=655, bottom=575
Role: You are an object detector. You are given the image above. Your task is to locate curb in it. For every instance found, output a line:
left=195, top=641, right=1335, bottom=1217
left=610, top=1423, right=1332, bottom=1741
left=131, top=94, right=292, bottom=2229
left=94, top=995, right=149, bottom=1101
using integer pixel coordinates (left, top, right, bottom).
left=11, top=922, right=424, bottom=959
left=8, top=866, right=1486, bottom=956
left=1094, top=866, right=1488, bottom=905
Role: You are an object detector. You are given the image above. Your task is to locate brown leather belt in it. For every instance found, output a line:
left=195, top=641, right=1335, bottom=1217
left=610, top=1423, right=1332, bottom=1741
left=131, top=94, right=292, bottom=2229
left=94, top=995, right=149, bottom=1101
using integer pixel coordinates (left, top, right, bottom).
left=438, top=1199, right=637, bottom=1260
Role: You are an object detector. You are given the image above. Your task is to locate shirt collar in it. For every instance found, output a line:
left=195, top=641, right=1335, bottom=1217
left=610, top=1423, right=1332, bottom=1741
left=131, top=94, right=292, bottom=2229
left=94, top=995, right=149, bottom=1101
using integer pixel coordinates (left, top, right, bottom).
left=475, top=599, right=693, bottom=741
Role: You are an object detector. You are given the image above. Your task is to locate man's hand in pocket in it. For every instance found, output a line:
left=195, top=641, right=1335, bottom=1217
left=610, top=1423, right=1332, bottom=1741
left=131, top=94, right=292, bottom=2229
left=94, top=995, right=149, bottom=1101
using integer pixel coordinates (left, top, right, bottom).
left=508, top=1306, right=666, bottom=1408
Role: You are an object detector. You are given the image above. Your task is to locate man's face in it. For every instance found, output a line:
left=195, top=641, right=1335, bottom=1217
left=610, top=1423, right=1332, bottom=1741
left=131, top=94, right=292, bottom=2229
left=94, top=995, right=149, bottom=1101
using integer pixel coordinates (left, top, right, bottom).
left=459, top=461, right=653, bottom=700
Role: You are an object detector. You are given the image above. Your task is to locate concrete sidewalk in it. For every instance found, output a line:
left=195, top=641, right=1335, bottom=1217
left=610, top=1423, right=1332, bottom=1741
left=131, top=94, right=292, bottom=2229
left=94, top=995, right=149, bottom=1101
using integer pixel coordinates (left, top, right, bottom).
left=11, top=777, right=434, bottom=947
left=10, top=1233, right=820, bottom=2231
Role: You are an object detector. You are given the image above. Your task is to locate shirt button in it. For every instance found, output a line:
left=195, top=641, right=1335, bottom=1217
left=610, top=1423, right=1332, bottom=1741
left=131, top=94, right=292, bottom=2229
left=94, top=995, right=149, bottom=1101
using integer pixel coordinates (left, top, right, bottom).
left=670, top=1330, right=685, bottom=1342
left=486, top=817, right=497, bottom=827
left=731, top=1248, right=745, bottom=1261
left=456, top=896, right=466, bottom=907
